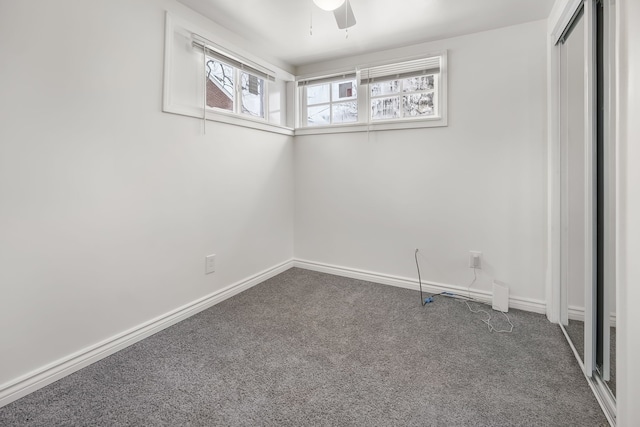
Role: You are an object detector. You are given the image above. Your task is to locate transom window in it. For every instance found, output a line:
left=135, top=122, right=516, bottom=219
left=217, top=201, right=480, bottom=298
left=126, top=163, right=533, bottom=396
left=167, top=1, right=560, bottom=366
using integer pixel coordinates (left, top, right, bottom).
left=362, top=56, right=441, bottom=123
left=297, top=53, right=445, bottom=130
left=195, top=39, right=275, bottom=122
left=206, top=57, right=266, bottom=119
left=299, top=75, right=358, bottom=126
left=370, top=74, right=436, bottom=120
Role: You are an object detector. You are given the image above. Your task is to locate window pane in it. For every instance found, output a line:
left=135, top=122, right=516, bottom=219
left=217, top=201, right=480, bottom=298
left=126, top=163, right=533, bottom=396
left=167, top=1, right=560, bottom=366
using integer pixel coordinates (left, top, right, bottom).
left=402, top=75, right=435, bottom=92
left=307, top=84, right=330, bottom=105
left=240, top=72, right=264, bottom=118
left=332, top=101, right=358, bottom=124
left=370, top=80, right=399, bottom=97
left=402, top=92, right=435, bottom=117
left=332, top=80, right=357, bottom=101
left=307, top=104, right=331, bottom=126
left=205, top=58, right=234, bottom=111
left=371, top=96, right=400, bottom=120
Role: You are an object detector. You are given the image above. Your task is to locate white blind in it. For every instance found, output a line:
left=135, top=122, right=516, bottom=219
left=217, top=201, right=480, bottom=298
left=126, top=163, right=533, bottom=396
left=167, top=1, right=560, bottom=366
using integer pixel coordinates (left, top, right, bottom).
left=360, top=56, right=440, bottom=84
left=297, top=72, right=357, bottom=87
left=192, top=39, right=276, bottom=82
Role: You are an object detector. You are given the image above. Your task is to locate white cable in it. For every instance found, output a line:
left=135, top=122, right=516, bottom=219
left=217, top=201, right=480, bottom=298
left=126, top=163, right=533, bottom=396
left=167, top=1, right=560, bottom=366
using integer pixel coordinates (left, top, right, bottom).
left=464, top=301, right=514, bottom=333
left=467, top=267, right=477, bottom=299
left=464, top=267, right=513, bottom=333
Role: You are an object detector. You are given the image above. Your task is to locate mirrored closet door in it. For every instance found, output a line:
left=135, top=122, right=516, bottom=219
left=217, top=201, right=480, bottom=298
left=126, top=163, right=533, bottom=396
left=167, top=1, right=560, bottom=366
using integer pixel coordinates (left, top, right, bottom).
left=596, top=0, right=616, bottom=400
left=557, top=0, right=616, bottom=422
left=559, top=5, right=586, bottom=366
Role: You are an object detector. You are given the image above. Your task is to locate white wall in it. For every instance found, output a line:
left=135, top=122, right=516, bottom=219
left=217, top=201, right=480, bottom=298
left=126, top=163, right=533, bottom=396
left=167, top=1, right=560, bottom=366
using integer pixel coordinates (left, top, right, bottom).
left=616, top=0, right=640, bottom=424
left=0, top=0, right=294, bottom=389
left=294, top=21, right=548, bottom=304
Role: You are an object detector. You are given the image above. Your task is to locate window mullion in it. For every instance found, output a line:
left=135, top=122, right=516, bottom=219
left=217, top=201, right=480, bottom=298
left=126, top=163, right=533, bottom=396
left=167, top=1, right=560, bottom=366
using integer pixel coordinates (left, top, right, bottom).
left=329, top=83, right=333, bottom=125
left=263, top=80, right=269, bottom=123
left=301, top=87, right=307, bottom=127
left=434, top=74, right=439, bottom=117
left=359, top=80, right=369, bottom=124
left=235, top=68, right=240, bottom=115
left=399, top=79, right=404, bottom=119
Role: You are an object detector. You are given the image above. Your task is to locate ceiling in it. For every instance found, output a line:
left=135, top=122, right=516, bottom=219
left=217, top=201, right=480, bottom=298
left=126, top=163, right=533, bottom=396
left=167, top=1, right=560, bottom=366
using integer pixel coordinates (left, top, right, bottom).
left=177, top=0, right=555, bottom=69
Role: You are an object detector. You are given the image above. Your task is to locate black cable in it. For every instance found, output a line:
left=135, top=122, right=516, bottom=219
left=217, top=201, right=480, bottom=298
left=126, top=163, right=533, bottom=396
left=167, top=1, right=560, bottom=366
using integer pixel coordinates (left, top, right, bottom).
left=415, top=248, right=486, bottom=307
left=414, top=249, right=444, bottom=306
left=414, top=249, right=424, bottom=305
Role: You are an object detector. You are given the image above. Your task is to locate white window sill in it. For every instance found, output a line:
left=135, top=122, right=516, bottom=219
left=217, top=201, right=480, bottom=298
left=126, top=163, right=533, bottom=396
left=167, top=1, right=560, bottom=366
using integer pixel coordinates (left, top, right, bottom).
left=295, top=116, right=447, bottom=136
left=163, top=105, right=446, bottom=137
left=163, top=104, right=294, bottom=136
left=205, top=107, right=294, bottom=135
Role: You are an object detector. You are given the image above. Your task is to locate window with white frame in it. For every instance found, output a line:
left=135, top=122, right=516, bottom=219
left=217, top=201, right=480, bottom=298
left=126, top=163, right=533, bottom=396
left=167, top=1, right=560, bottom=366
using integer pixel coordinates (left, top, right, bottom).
left=362, top=56, right=442, bottom=122
left=206, top=59, right=235, bottom=112
left=298, top=74, right=358, bottom=127
left=163, top=14, right=293, bottom=132
left=197, top=40, right=274, bottom=120
left=296, top=53, right=446, bottom=130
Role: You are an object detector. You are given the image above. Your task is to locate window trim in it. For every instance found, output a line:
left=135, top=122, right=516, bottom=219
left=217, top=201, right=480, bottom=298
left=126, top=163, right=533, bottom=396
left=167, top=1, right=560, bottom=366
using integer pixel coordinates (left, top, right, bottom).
left=294, top=116, right=446, bottom=136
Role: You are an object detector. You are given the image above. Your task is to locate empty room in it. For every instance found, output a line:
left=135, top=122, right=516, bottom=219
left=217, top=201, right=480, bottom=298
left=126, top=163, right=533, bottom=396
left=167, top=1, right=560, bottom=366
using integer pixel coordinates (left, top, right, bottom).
left=1, top=0, right=639, bottom=425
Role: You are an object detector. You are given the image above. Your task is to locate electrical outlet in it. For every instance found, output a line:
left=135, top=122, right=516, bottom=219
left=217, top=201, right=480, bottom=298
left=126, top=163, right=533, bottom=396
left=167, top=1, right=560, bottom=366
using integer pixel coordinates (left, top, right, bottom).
left=205, top=254, right=216, bottom=274
left=469, top=251, right=482, bottom=269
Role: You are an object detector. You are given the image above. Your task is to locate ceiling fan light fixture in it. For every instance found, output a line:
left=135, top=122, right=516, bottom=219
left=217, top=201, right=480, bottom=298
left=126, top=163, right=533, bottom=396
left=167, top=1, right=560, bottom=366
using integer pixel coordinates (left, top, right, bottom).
left=313, top=0, right=346, bottom=11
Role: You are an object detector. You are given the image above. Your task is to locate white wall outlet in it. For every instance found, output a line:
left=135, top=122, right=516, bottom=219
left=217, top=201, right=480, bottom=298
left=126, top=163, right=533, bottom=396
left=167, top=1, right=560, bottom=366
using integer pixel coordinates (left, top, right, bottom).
left=469, top=251, right=482, bottom=269
left=205, top=254, right=216, bottom=274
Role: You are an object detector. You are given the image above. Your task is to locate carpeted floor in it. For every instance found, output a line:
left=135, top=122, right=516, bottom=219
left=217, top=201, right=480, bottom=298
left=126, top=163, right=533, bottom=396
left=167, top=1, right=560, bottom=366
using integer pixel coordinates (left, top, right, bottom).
left=0, top=268, right=608, bottom=426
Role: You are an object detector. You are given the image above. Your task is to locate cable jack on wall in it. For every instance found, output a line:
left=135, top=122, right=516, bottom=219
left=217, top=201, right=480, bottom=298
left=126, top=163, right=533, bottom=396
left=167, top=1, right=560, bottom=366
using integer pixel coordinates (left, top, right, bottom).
left=414, top=248, right=513, bottom=333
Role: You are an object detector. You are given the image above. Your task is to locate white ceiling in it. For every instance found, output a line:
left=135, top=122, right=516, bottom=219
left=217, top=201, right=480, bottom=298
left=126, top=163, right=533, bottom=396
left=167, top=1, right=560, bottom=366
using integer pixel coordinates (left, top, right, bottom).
left=177, top=0, right=555, bottom=68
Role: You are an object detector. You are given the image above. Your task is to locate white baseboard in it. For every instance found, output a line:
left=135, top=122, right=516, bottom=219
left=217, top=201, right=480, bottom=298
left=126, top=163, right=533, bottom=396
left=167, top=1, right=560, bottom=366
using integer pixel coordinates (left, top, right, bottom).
left=292, top=259, right=547, bottom=315
left=1, top=258, right=551, bottom=409
left=568, top=305, right=617, bottom=327
left=0, top=259, right=294, bottom=409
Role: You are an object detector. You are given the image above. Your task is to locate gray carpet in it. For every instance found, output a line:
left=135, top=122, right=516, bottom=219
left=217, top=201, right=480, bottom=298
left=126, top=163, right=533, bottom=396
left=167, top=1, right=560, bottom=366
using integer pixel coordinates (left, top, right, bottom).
left=0, top=268, right=608, bottom=426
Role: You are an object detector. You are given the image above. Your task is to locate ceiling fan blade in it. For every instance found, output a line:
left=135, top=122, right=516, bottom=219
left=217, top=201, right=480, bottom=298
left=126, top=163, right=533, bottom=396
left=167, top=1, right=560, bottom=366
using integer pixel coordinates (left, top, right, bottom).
left=333, top=1, right=356, bottom=29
